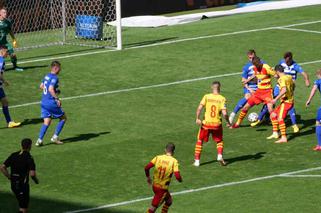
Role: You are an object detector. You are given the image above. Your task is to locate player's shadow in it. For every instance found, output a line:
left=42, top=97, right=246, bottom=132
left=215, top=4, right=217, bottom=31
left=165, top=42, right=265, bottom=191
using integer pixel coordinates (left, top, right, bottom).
left=126, top=37, right=178, bottom=47
left=200, top=152, right=266, bottom=166
left=20, top=118, right=44, bottom=126
left=5, top=64, right=48, bottom=71
left=287, top=118, right=315, bottom=141
left=62, top=131, right=111, bottom=143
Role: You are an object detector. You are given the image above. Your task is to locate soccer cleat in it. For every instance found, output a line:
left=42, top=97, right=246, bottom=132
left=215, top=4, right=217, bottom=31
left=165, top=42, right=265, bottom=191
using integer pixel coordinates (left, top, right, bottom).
left=51, top=135, right=64, bottom=145
left=217, top=155, right=226, bottom=166
left=193, top=160, right=200, bottom=167
left=267, top=132, right=279, bottom=140
left=292, top=124, right=299, bottom=133
left=8, top=121, right=21, bottom=128
left=313, top=145, right=321, bottom=151
left=229, top=112, right=236, bottom=124
left=35, top=139, right=43, bottom=147
left=14, top=67, right=24, bottom=72
left=250, top=120, right=262, bottom=127
left=231, top=123, right=240, bottom=129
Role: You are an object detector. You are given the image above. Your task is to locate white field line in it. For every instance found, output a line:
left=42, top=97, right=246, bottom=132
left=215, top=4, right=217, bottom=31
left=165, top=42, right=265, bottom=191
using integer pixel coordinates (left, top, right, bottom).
left=277, top=27, right=321, bottom=34
left=6, top=20, right=321, bottom=67
left=7, top=58, right=321, bottom=110
left=280, top=174, right=321, bottom=178
left=65, top=166, right=321, bottom=213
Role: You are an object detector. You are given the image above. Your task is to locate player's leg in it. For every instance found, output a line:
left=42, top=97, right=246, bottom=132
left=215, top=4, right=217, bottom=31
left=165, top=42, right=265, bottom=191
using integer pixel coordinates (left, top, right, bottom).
left=275, top=103, right=292, bottom=143
left=314, top=107, right=321, bottom=151
left=229, top=90, right=250, bottom=123
left=233, top=101, right=253, bottom=128
left=36, top=117, right=52, bottom=146
left=212, top=126, right=226, bottom=166
left=51, top=114, right=67, bottom=145
left=161, top=192, right=172, bottom=213
left=194, top=127, right=209, bottom=166
left=267, top=107, right=280, bottom=139
left=0, top=92, right=21, bottom=128
left=147, top=187, right=166, bottom=213
left=6, top=43, right=24, bottom=72
left=288, top=107, right=299, bottom=133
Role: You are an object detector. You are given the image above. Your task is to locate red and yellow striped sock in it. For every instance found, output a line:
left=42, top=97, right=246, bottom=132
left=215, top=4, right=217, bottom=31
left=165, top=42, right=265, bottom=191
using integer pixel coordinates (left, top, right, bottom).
left=279, top=120, right=287, bottom=137
left=271, top=119, right=279, bottom=133
left=236, top=110, right=248, bottom=125
left=147, top=208, right=154, bottom=213
left=162, top=204, right=170, bottom=213
left=217, top=141, right=224, bottom=155
left=194, top=140, right=203, bottom=160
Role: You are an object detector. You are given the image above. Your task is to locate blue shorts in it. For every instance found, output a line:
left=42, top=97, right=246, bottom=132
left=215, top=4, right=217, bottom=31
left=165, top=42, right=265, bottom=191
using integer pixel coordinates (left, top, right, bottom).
left=316, top=107, right=321, bottom=123
left=0, top=88, right=5, bottom=99
left=41, top=103, right=64, bottom=119
left=243, top=87, right=258, bottom=95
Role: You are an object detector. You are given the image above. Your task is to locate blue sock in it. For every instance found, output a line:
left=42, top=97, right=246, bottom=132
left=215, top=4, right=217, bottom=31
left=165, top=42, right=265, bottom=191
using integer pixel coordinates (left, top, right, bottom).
left=316, top=126, right=321, bottom=146
left=54, top=120, right=66, bottom=136
left=2, top=106, right=12, bottom=123
left=39, top=124, right=49, bottom=140
left=233, top=98, right=247, bottom=114
left=258, top=105, right=269, bottom=121
left=289, top=107, right=297, bottom=125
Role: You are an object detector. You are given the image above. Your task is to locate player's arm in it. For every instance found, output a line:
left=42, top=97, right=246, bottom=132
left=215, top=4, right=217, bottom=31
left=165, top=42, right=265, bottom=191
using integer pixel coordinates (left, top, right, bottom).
left=196, top=104, right=204, bottom=126
left=173, top=161, right=182, bottom=183
left=271, top=86, right=286, bottom=104
left=0, top=164, right=10, bottom=180
left=30, top=170, right=39, bottom=184
left=222, top=109, right=231, bottom=127
left=48, top=85, right=61, bottom=106
left=40, top=83, right=44, bottom=90
left=243, top=75, right=255, bottom=84
left=306, top=85, right=318, bottom=107
left=301, top=72, right=310, bottom=87
left=144, top=161, right=155, bottom=186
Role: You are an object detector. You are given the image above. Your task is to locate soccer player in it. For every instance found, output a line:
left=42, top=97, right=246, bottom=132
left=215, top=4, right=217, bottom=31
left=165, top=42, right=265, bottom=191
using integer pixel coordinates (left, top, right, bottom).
left=194, top=81, right=231, bottom=167
left=229, top=49, right=258, bottom=123
left=251, top=52, right=310, bottom=132
left=145, top=143, right=182, bottom=213
left=267, top=65, right=294, bottom=143
left=306, top=68, right=321, bottom=151
left=0, top=46, right=21, bottom=128
left=0, top=7, right=23, bottom=71
left=36, top=61, right=66, bottom=146
left=233, top=56, right=276, bottom=128
left=0, top=138, right=39, bottom=213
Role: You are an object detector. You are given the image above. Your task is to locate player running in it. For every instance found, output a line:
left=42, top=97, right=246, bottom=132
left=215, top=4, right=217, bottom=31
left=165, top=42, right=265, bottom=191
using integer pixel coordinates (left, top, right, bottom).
left=306, top=68, right=321, bottom=151
left=145, top=143, right=182, bottom=213
left=36, top=61, right=66, bottom=146
left=0, top=46, right=21, bottom=128
left=267, top=65, right=294, bottom=143
left=0, top=7, right=23, bottom=71
left=233, top=56, right=276, bottom=128
left=229, top=50, right=259, bottom=123
left=251, top=52, right=309, bottom=132
left=194, top=81, right=231, bottom=167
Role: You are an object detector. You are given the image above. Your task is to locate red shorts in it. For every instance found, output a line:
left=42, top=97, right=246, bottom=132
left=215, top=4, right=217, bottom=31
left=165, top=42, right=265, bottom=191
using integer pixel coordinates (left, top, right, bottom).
left=247, top=88, right=273, bottom=106
left=198, top=125, right=223, bottom=143
left=152, top=186, right=172, bottom=207
left=273, top=102, right=293, bottom=120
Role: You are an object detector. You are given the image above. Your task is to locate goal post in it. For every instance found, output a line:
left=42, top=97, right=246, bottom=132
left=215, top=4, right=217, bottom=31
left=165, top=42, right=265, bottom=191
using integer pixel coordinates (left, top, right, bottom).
left=3, top=0, right=122, bottom=50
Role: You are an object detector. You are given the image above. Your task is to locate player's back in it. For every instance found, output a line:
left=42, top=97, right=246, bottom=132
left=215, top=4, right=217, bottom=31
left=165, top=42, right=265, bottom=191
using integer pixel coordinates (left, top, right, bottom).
left=41, top=73, right=59, bottom=105
left=152, top=154, right=179, bottom=189
left=279, top=75, right=294, bottom=103
left=201, top=93, right=226, bottom=128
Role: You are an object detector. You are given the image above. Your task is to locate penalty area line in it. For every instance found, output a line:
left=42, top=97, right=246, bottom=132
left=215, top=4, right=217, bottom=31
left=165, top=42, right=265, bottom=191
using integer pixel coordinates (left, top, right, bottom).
left=65, top=166, right=321, bottom=213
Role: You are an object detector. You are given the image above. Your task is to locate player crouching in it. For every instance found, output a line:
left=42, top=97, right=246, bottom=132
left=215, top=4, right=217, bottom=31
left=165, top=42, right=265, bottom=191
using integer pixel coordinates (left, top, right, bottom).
left=194, top=81, right=231, bottom=167
left=267, top=65, right=294, bottom=143
left=145, top=143, right=182, bottom=213
left=36, top=61, right=66, bottom=146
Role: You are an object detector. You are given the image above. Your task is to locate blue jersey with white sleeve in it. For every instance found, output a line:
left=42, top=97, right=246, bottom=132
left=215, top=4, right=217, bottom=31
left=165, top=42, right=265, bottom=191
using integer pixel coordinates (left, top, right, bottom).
left=279, top=59, right=304, bottom=80
left=242, top=61, right=257, bottom=91
left=41, top=73, right=59, bottom=105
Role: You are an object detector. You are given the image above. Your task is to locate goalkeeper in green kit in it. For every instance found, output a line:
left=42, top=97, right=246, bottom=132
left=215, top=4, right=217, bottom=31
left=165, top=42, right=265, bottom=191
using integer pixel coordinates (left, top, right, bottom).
left=0, top=7, right=23, bottom=71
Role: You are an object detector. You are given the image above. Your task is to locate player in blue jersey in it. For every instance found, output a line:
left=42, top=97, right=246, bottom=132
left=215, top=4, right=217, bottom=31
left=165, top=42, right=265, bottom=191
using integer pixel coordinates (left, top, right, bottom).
left=0, top=46, right=21, bottom=128
left=229, top=49, right=258, bottom=123
left=306, top=68, right=321, bottom=151
left=36, top=61, right=66, bottom=146
left=251, top=52, right=310, bottom=133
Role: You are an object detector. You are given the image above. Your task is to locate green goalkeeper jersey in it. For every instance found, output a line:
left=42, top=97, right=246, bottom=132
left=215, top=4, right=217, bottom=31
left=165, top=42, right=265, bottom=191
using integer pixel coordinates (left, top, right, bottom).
left=0, top=19, right=12, bottom=44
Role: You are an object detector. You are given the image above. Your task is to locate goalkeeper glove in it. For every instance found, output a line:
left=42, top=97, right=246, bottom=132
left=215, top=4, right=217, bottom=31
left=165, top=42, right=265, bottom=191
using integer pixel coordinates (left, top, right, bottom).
left=12, top=39, right=17, bottom=48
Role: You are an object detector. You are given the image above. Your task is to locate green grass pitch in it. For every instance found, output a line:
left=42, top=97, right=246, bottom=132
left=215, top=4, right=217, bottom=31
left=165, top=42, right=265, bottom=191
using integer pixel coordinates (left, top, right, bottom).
left=1, top=5, right=321, bottom=213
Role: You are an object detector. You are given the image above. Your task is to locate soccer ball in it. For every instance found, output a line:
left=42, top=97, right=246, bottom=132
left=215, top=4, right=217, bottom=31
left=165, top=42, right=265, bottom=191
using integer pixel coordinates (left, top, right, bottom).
left=248, top=112, right=259, bottom=122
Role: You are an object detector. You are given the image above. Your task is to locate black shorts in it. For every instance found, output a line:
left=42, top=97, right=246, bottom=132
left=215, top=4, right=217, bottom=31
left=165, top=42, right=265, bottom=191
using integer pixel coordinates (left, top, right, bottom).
left=11, top=181, right=30, bottom=209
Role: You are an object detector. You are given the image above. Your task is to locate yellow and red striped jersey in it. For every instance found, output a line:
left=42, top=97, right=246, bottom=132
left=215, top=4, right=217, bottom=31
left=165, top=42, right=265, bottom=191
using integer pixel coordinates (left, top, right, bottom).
left=253, top=64, right=276, bottom=89
left=278, top=75, right=294, bottom=103
left=200, top=93, right=226, bottom=129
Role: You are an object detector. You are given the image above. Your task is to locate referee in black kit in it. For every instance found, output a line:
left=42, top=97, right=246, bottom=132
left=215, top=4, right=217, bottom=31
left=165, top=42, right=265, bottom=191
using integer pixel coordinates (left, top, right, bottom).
left=0, top=138, right=39, bottom=213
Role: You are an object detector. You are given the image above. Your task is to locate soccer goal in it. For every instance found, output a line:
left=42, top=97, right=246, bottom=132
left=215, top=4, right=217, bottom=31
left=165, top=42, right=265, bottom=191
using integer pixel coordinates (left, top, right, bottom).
left=4, top=0, right=122, bottom=50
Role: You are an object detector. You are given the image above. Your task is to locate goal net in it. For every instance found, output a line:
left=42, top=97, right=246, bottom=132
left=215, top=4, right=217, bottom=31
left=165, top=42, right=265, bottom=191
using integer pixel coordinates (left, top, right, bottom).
left=2, top=0, right=122, bottom=50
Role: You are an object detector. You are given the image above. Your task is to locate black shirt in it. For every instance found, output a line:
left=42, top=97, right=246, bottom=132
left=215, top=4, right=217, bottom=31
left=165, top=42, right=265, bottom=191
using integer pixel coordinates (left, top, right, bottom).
left=3, top=151, right=36, bottom=184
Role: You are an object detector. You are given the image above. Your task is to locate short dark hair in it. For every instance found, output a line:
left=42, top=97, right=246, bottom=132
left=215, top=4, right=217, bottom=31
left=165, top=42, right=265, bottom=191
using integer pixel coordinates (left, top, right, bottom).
left=51, top=60, right=61, bottom=67
left=166, top=143, right=175, bottom=153
left=284, top=51, right=293, bottom=59
left=247, top=49, right=256, bottom=55
left=252, top=56, right=261, bottom=64
left=21, top=138, right=32, bottom=150
left=275, top=65, right=284, bottom=72
left=212, top=81, right=221, bottom=87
